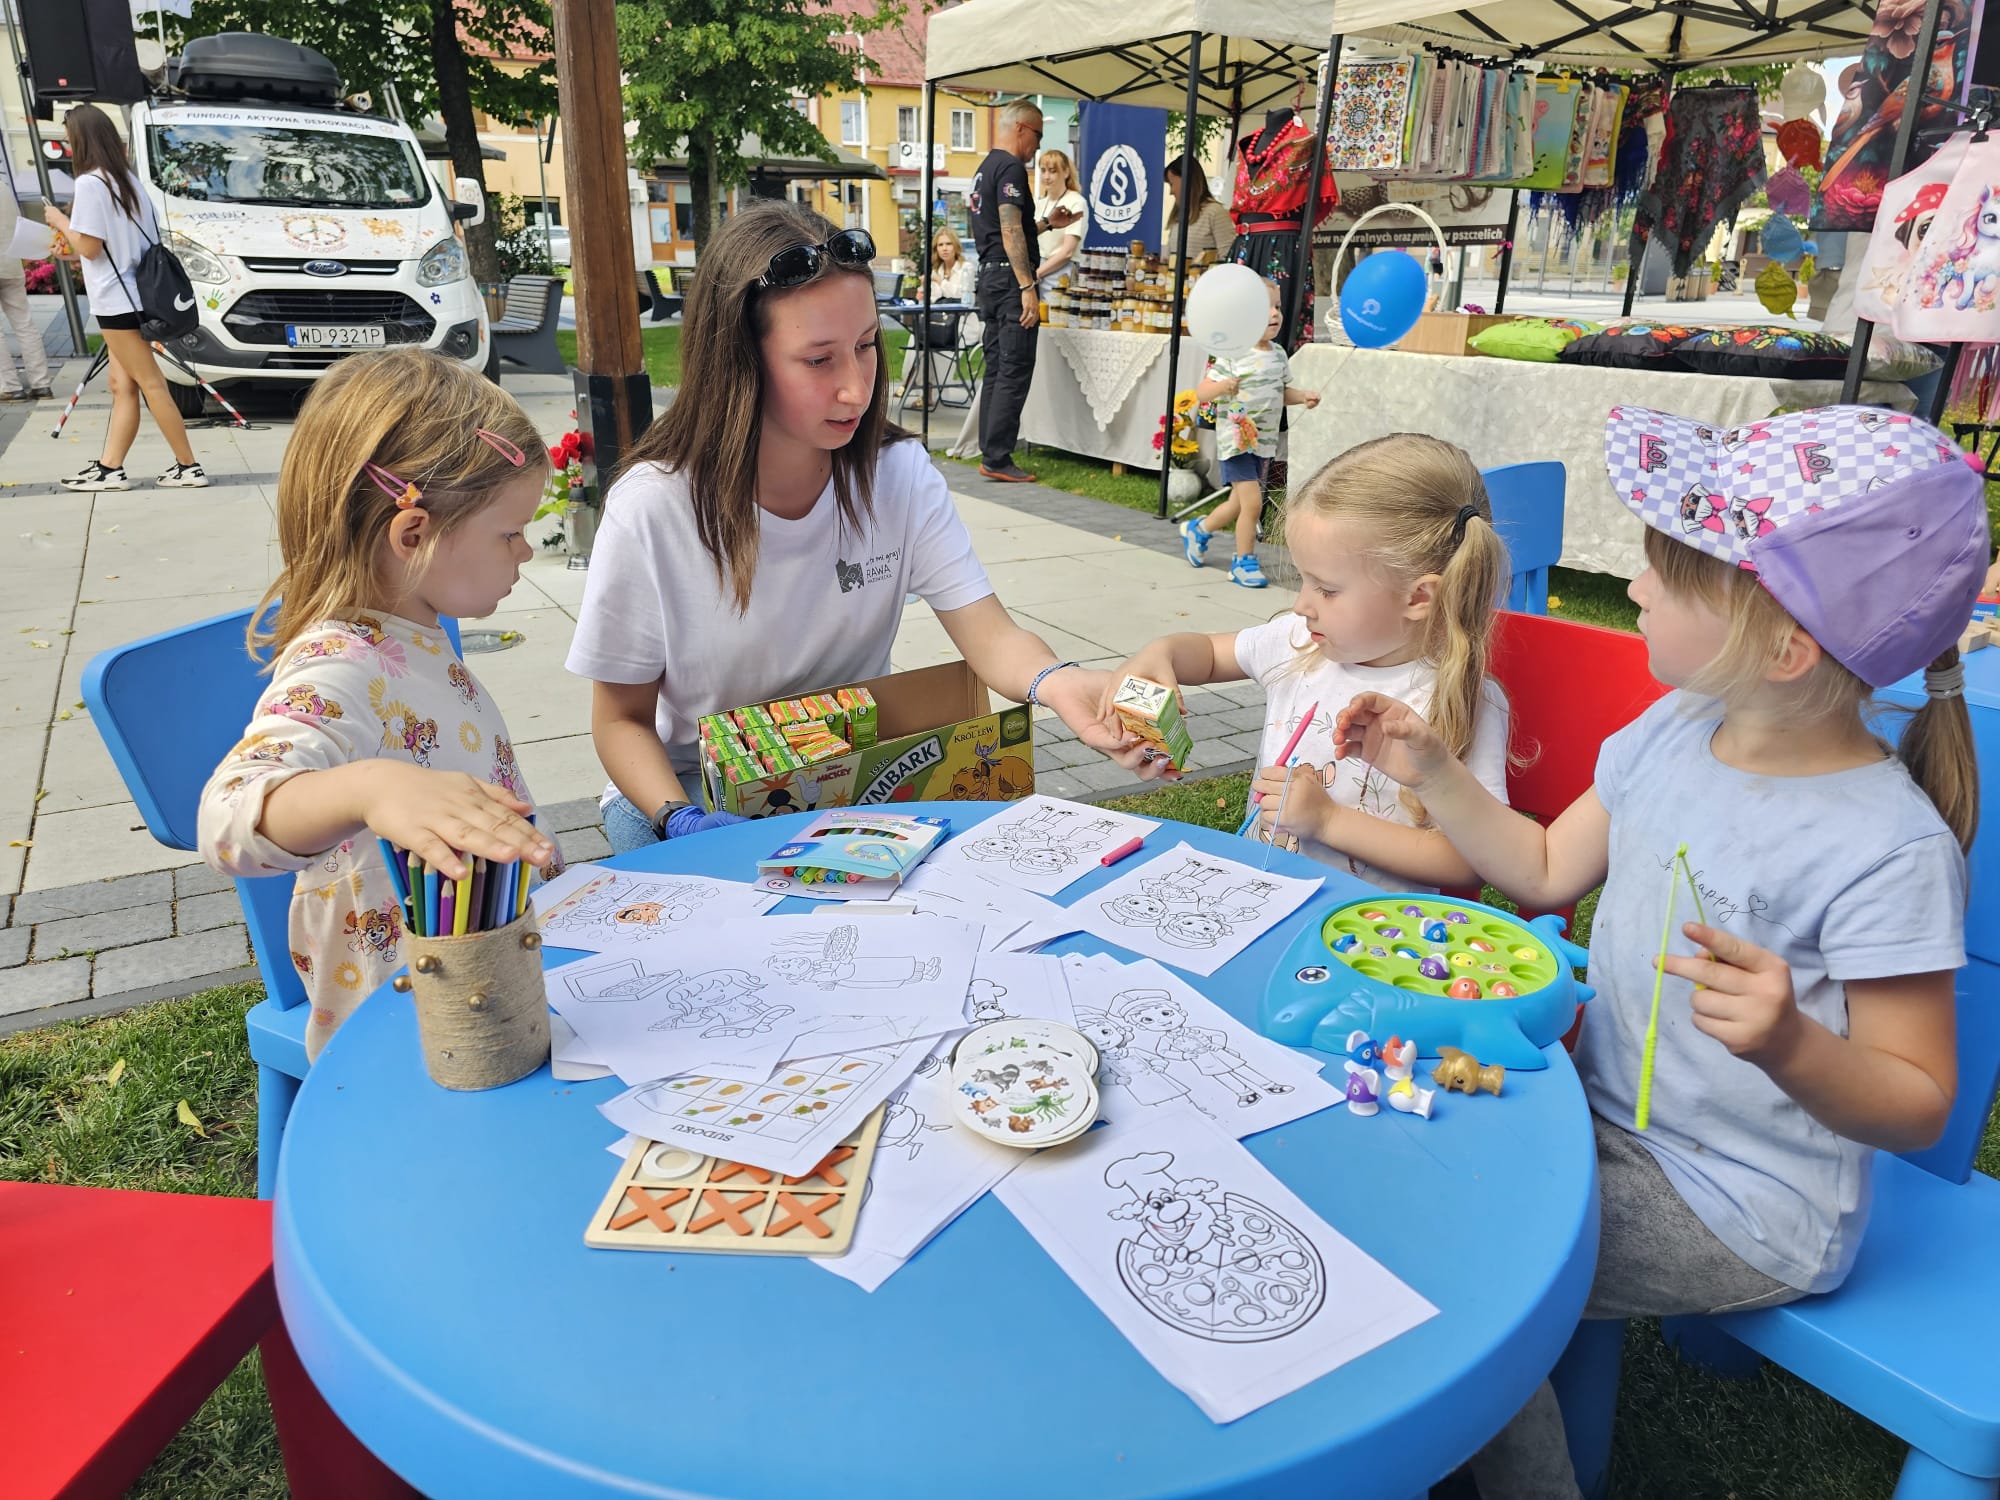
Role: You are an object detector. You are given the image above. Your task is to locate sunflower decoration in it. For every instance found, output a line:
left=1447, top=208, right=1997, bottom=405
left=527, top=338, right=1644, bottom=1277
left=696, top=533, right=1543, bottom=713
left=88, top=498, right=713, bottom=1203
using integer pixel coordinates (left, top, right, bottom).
left=1153, top=390, right=1203, bottom=469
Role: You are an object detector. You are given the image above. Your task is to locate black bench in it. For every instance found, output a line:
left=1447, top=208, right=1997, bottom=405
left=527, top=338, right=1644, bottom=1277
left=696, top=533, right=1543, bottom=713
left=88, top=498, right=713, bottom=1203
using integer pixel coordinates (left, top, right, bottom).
left=490, top=274, right=565, bottom=375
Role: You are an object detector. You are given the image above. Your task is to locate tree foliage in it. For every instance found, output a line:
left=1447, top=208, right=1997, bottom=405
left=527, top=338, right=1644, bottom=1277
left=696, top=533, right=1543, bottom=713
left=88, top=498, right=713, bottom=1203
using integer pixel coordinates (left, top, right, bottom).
left=617, top=0, right=904, bottom=254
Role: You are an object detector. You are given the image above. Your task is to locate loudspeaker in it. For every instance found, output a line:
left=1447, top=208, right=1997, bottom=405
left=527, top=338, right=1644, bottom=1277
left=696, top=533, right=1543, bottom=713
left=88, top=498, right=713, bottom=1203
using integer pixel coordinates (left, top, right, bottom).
left=16, top=0, right=149, bottom=107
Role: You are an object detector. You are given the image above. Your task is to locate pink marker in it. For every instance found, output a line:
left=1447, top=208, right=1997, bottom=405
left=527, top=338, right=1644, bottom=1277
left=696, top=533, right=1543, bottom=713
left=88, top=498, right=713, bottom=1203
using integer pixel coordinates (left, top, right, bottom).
left=1099, top=836, right=1146, bottom=867
left=1249, top=700, right=1320, bottom=808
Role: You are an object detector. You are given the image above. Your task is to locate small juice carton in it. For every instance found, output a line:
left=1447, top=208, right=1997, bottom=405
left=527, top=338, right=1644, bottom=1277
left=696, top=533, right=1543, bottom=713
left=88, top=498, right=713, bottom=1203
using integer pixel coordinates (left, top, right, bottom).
left=836, top=686, right=878, bottom=749
left=1112, top=674, right=1195, bottom=770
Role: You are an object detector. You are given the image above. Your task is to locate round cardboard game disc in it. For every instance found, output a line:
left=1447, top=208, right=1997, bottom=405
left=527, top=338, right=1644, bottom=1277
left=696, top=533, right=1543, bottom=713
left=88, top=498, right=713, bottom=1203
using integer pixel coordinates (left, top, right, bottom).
left=949, top=1042, right=1099, bottom=1149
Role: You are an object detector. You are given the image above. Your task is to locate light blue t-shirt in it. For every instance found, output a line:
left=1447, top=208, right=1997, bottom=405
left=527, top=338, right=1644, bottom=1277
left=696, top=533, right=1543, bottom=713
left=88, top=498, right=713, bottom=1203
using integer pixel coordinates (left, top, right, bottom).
left=1578, top=692, right=1966, bottom=1292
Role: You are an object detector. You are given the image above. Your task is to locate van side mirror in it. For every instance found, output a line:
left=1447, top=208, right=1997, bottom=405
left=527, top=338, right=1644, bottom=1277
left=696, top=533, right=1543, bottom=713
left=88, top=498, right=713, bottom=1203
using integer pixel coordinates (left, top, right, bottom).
left=451, top=176, right=486, bottom=227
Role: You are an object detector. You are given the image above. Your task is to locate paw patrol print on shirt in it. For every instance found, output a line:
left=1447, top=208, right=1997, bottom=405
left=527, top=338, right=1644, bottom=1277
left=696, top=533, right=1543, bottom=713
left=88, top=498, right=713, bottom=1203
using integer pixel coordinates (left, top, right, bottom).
left=370, top=680, right=441, bottom=765
left=447, top=660, right=479, bottom=703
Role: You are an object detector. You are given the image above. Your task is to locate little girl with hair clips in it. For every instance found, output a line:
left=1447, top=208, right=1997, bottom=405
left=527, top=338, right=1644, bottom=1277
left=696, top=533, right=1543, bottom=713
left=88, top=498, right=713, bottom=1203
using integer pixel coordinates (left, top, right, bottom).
left=198, top=349, right=559, bottom=1060
left=1336, top=406, right=1982, bottom=1496
left=1112, top=432, right=1511, bottom=891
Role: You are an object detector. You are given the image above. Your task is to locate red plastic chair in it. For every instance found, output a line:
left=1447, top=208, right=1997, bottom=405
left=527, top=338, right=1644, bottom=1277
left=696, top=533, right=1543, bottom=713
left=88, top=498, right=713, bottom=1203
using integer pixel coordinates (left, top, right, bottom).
left=0, top=1182, right=417, bottom=1499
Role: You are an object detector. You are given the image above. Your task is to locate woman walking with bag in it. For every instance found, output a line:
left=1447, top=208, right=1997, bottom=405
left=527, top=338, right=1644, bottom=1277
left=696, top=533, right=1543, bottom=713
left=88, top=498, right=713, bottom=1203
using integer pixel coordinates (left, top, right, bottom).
left=43, top=104, right=205, bottom=491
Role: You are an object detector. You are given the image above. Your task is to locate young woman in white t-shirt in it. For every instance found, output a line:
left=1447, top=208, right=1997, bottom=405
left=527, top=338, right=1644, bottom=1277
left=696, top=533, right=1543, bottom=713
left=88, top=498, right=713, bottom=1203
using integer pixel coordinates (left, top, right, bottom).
left=42, top=104, right=205, bottom=492
left=1033, top=151, right=1087, bottom=290
left=1106, top=434, right=1512, bottom=890
left=566, top=200, right=1156, bottom=851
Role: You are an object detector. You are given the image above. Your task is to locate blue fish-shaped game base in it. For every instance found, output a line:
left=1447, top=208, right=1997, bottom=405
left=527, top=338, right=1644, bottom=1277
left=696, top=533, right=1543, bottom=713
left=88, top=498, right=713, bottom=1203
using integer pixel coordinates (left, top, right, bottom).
left=1260, top=896, right=1592, bottom=1071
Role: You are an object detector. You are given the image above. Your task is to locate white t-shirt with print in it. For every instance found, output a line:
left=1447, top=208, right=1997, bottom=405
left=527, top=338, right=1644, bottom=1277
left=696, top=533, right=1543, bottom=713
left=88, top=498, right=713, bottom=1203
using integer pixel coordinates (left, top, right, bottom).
left=1233, top=614, right=1511, bottom=890
left=1035, top=189, right=1088, bottom=263
left=565, top=438, right=995, bottom=800
left=1207, top=346, right=1289, bottom=459
left=67, top=170, right=158, bottom=317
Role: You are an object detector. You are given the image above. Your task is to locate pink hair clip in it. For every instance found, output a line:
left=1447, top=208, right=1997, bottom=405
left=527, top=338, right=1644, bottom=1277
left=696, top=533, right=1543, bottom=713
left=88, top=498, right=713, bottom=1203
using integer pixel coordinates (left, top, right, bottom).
left=363, top=461, right=423, bottom=509
left=474, top=428, right=527, bottom=467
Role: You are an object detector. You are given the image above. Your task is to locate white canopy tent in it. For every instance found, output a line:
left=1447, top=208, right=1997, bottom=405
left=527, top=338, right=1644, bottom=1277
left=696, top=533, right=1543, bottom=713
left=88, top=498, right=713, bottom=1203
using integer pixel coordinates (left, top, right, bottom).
left=920, top=0, right=1960, bottom=506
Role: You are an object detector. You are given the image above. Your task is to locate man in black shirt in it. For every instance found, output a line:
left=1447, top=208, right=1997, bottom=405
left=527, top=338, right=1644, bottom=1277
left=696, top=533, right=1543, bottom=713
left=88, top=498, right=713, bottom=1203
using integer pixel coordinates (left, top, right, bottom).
left=967, top=99, right=1074, bottom=483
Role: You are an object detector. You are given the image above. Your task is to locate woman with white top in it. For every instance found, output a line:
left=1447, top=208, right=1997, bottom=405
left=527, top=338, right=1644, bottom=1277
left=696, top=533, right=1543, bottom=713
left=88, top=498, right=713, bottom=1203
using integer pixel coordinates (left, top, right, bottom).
left=1164, top=161, right=1237, bottom=268
left=1033, top=150, right=1088, bottom=291
left=928, top=225, right=972, bottom=303
left=43, top=105, right=206, bottom=492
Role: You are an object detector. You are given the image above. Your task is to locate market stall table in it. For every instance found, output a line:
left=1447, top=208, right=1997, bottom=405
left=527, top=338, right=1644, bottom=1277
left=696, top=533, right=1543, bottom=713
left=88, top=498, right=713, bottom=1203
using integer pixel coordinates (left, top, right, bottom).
left=1286, top=344, right=1918, bottom=579
left=275, top=803, right=1598, bottom=1499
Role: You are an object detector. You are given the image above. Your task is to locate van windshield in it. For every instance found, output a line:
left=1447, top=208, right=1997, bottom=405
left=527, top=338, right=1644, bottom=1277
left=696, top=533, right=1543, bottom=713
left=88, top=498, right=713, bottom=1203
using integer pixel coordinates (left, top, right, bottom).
left=146, top=122, right=432, bottom=210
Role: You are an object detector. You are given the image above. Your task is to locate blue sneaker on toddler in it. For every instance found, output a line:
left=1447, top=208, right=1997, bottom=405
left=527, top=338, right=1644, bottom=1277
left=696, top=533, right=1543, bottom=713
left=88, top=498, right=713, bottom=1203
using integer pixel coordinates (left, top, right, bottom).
left=1180, top=518, right=1211, bottom=569
left=1230, top=554, right=1267, bottom=588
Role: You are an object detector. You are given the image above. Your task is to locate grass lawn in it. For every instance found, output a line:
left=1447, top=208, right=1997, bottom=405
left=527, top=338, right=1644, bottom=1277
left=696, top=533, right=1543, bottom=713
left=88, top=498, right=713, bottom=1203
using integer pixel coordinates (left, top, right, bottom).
left=6, top=816, right=1993, bottom=1495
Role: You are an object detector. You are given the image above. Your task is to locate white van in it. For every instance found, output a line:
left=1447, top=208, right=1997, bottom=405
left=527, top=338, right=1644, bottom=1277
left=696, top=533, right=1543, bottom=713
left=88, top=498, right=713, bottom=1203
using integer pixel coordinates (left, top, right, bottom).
left=125, top=34, right=490, bottom=414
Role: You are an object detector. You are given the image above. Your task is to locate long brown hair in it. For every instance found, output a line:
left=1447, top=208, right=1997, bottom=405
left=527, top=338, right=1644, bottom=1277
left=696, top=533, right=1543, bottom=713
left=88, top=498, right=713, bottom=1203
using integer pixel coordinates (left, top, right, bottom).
left=1165, top=159, right=1216, bottom=226
left=251, top=349, right=548, bottom=663
left=617, top=199, right=901, bottom=613
left=1641, top=527, right=1979, bottom=849
left=1288, top=434, right=1510, bottom=824
left=931, top=224, right=964, bottom=272
left=65, top=104, right=141, bottom=221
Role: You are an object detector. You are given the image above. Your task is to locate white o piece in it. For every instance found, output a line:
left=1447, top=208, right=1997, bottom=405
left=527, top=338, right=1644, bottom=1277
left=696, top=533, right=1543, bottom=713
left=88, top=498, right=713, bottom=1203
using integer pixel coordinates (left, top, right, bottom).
left=1186, top=263, right=1272, bottom=357
left=645, top=1144, right=706, bottom=1179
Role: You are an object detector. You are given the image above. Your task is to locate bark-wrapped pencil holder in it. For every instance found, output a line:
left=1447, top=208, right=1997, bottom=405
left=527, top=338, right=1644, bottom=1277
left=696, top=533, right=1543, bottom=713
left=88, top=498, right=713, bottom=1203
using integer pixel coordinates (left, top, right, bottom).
left=391, top=911, right=550, bottom=1090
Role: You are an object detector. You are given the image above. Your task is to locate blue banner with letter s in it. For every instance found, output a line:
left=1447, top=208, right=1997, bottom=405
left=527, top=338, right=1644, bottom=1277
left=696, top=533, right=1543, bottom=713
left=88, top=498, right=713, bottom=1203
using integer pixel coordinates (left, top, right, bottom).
left=1077, top=101, right=1167, bottom=254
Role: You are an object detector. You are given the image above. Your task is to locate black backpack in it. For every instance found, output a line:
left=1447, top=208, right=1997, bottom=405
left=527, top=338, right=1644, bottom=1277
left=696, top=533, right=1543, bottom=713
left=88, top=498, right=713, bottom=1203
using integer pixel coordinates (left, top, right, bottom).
left=112, top=198, right=198, bottom=343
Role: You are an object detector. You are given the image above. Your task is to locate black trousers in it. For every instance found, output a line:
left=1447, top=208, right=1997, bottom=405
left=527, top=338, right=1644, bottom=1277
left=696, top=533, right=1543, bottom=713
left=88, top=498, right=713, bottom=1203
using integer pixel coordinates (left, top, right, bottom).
left=975, top=264, right=1038, bottom=468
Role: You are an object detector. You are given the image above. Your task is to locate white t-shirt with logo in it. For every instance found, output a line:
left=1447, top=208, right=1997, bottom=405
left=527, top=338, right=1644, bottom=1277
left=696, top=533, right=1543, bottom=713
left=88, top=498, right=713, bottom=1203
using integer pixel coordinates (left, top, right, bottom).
left=565, top=438, right=995, bottom=800
left=67, top=170, right=158, bottom=317
left=1233, top=614, right=1511, bottom=890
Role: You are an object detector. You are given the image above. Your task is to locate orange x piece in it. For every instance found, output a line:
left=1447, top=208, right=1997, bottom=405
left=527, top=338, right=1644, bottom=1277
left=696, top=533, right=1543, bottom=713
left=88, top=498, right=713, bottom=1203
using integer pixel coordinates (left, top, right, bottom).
left=783, top=1145, right=855, bottom=1188
left=609, top=1185, right=690, bottom=1233
left=766, top=1191, right=843, bottom=1239
left=687, top=1189, right=765, bottom=1235
left=708, top=1160, right=774, bottom=1185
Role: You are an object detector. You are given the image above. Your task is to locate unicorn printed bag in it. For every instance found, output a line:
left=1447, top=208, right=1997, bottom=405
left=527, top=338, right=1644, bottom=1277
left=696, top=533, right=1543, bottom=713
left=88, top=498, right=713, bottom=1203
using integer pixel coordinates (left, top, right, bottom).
left=1893, top=133, right=2000, bottom=342
left=1852, top=132, right=1968, bottom=324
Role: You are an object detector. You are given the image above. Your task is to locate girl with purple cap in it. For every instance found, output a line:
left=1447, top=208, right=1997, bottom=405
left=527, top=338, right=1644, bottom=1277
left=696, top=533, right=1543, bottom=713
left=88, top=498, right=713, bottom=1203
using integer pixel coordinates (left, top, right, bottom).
left=1335, top=405, right=1986, bottom=1497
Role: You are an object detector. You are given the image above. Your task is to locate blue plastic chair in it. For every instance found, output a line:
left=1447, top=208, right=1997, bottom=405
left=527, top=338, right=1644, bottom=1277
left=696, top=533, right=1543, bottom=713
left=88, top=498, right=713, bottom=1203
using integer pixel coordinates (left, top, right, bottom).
left=1482, top=461, right=1566, bottom=615
left=83, top=607, right=461, bottom=1200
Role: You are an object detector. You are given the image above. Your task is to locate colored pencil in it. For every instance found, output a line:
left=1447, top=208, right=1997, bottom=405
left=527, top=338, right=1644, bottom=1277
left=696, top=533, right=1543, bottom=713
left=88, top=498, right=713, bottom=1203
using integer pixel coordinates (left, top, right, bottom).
left=468, top=858, right=489, bottom=934
left=422, top=862, right=440, bottom=940
left=440, top=879, right=457, bottom=938
left=377, top=838, right=410, bottom=904
left=452, top=867, right=471, bottom=935
left=516, top=858, right=530, bottom=919
left=405, top=852, right=424, bottom=936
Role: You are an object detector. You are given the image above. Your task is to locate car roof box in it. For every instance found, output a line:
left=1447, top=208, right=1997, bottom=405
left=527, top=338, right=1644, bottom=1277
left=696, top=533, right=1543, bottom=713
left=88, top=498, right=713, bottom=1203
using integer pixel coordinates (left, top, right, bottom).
left=175, top=33, right=343, bottom=106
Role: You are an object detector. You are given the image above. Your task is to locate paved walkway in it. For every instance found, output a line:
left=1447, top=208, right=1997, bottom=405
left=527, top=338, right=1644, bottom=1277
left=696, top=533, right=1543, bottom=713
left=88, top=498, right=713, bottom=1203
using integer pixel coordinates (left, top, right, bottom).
left=0, top=356, right=1291, bottom=1033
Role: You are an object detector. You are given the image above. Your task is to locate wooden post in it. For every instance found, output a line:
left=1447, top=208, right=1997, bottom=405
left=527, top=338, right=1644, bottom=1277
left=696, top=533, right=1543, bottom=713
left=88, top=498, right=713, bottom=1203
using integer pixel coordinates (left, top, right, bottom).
left=551, top=0, right=651, bottom=560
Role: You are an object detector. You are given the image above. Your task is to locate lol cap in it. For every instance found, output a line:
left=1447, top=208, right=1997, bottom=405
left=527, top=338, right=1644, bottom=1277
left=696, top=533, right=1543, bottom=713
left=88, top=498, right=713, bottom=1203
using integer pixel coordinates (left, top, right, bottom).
left=1604, top=405, right=1991, bottom=687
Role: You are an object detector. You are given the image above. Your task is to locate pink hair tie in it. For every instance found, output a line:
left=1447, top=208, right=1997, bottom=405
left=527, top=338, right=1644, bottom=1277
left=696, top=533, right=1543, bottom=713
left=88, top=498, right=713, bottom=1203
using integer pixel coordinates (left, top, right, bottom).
left=363, top=461, right=423, bottom=509
left=474, top=428, right=527, bottom=467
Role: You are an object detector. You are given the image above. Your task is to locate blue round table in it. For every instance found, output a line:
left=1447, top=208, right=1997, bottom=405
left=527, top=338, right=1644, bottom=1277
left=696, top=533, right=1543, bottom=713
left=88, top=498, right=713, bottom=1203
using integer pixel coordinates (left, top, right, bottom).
left=275, top=804, right=1598, bottom=1499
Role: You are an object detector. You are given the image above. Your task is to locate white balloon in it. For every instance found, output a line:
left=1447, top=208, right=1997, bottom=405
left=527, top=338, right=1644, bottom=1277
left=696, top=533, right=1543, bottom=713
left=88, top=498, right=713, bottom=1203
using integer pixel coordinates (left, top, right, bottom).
left=1186, top=264, right=1272, bottom=357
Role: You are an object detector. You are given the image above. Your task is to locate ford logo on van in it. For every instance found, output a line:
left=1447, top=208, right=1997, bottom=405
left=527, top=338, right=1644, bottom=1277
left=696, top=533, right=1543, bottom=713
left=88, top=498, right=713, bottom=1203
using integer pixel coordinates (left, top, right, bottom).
left=302, top=260, right=348, bottom=277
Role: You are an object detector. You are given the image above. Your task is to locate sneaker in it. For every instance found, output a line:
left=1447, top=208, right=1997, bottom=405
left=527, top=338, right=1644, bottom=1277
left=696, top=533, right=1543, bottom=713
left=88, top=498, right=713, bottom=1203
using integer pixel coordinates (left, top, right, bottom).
left=61, top=460, right=130, bottom=492
left=1180, top=518, right=1212, bottom=569
left=157, top=462, right=210, bottom=488
left=27, top=387, right=51, bottom=400
left=0, top=389, right=28, bottom=403
left=978, top=460, right=1038, bottom=484
left=1230, top=554, right=1268, bottom=589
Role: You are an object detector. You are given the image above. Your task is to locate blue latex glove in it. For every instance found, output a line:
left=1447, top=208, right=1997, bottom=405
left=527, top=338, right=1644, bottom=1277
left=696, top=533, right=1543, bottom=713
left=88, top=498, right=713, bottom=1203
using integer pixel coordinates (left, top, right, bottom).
left=663, top=805, right=747, bottom=840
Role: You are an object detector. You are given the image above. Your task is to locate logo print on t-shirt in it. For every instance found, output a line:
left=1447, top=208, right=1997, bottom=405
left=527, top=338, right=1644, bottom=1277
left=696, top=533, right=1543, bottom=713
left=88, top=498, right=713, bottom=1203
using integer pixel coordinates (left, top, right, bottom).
left=836, top=558, right=865, bottom=593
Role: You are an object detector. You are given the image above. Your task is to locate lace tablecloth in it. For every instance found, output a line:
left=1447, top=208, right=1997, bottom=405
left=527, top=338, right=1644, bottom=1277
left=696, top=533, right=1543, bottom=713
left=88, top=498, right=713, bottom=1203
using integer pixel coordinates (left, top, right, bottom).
left=949, top=330, right=1208, bottom=470
left=1286, top=345, right=1918, bottom=579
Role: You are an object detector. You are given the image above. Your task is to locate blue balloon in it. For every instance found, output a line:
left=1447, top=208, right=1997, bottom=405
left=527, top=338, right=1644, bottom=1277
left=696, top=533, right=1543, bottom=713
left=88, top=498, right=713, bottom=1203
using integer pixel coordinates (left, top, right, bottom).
left=1339, top=251, right=1428, bottom=348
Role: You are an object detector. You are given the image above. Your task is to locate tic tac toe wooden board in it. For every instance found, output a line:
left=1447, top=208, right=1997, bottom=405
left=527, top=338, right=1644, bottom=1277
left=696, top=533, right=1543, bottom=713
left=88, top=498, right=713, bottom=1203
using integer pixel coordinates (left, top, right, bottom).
left=585, top=1106, right=884, bottom=1256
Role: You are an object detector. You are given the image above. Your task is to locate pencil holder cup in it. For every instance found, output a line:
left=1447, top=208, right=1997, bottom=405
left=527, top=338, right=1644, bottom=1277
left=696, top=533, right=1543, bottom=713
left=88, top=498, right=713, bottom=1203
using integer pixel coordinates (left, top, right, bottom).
left=392, top=911, right=550, bottom=1090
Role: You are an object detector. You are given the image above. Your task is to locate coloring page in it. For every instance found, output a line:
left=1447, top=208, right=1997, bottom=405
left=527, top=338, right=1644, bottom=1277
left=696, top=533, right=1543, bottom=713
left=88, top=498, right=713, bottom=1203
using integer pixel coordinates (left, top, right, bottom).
left=550, top=1014, right=612, bottom=1082
left=1069, top=958, right=1336, bottom=1136
left=528, top=862, right=602, bottom=915
left=547, top=942, right=822, bottom=1086
left=816, top=1044, right=1026, bottom=1293
left=598, top=1038, right=930, bottom=1177
left=894, top=864, right=1080, bottom=951
left=788, top=1010, right=966, bottom=1061
left=929, top=795, right=1159, bottom=897
left=534, top=869, right=780, bottom=955
left=750, top=914, right=980, bottom=1026
left=966, top=952, right=1079, bottom=1028
left=997, top=1105, right=1437, bottom=1423
left=1077, top=842, right=1322, bottom=976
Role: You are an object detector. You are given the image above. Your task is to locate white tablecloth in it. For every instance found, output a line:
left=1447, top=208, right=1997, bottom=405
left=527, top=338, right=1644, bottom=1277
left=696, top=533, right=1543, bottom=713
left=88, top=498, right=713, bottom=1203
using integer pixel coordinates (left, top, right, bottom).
left=1286, top=347, right=1917, bottom=579
left=949, top=327, right=1208, bottom=472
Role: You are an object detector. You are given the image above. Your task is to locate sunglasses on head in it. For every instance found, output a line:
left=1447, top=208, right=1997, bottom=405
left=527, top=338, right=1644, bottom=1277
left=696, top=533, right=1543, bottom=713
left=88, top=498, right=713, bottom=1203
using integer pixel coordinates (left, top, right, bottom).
left=758, top=229, right=876, bottom=290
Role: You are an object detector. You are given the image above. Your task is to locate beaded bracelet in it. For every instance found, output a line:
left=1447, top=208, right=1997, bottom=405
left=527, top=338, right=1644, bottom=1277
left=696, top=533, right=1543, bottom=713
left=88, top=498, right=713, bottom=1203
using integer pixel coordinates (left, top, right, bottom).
left=1025, top=659, right=1081, bottom=707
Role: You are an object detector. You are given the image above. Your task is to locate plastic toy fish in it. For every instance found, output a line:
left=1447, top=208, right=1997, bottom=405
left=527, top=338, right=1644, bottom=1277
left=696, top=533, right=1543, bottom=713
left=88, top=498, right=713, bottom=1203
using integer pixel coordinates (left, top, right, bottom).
left=1381, top=1036, right=1417, bottom=1080
left=1433, top=1046, right=1504, bottom=1096
left=1448, top=978, right=1483, bottom=1000
left=1344, top=1062, right=1382, bottom=1116
left=1422, top=920, right=1451, bottom=944
left=1385, top=1077, right=1435, bottom=1118
left=1345, top=1029, right=1384, bottom=1069
left=1420, top=955, right=1450, bottom=980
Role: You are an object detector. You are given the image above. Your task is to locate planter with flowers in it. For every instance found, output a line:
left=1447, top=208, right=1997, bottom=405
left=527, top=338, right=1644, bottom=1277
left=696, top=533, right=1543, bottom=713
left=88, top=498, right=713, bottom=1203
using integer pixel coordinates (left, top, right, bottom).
left=534, top=425, right=594, bottom=559
left=1154, top=390, right=1206, bottom=503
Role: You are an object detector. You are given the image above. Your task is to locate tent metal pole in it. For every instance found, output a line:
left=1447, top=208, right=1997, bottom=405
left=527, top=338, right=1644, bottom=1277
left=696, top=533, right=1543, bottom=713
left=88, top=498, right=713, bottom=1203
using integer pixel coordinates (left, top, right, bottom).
left=1158, top=29, right=1205, bottom=521
left=1841, top=0, right=1951, bottom=404
left=1283, top=35, right=1341, bottom=351
left=1493, top=191, right=1521, bottom=313
left=921, top=82, right=936, bottom=445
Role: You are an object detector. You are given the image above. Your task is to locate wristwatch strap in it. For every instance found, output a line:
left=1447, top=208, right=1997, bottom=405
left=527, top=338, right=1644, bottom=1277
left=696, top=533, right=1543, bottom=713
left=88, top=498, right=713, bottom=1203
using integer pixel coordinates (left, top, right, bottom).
left=650, top=799, right=693, bottom=837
